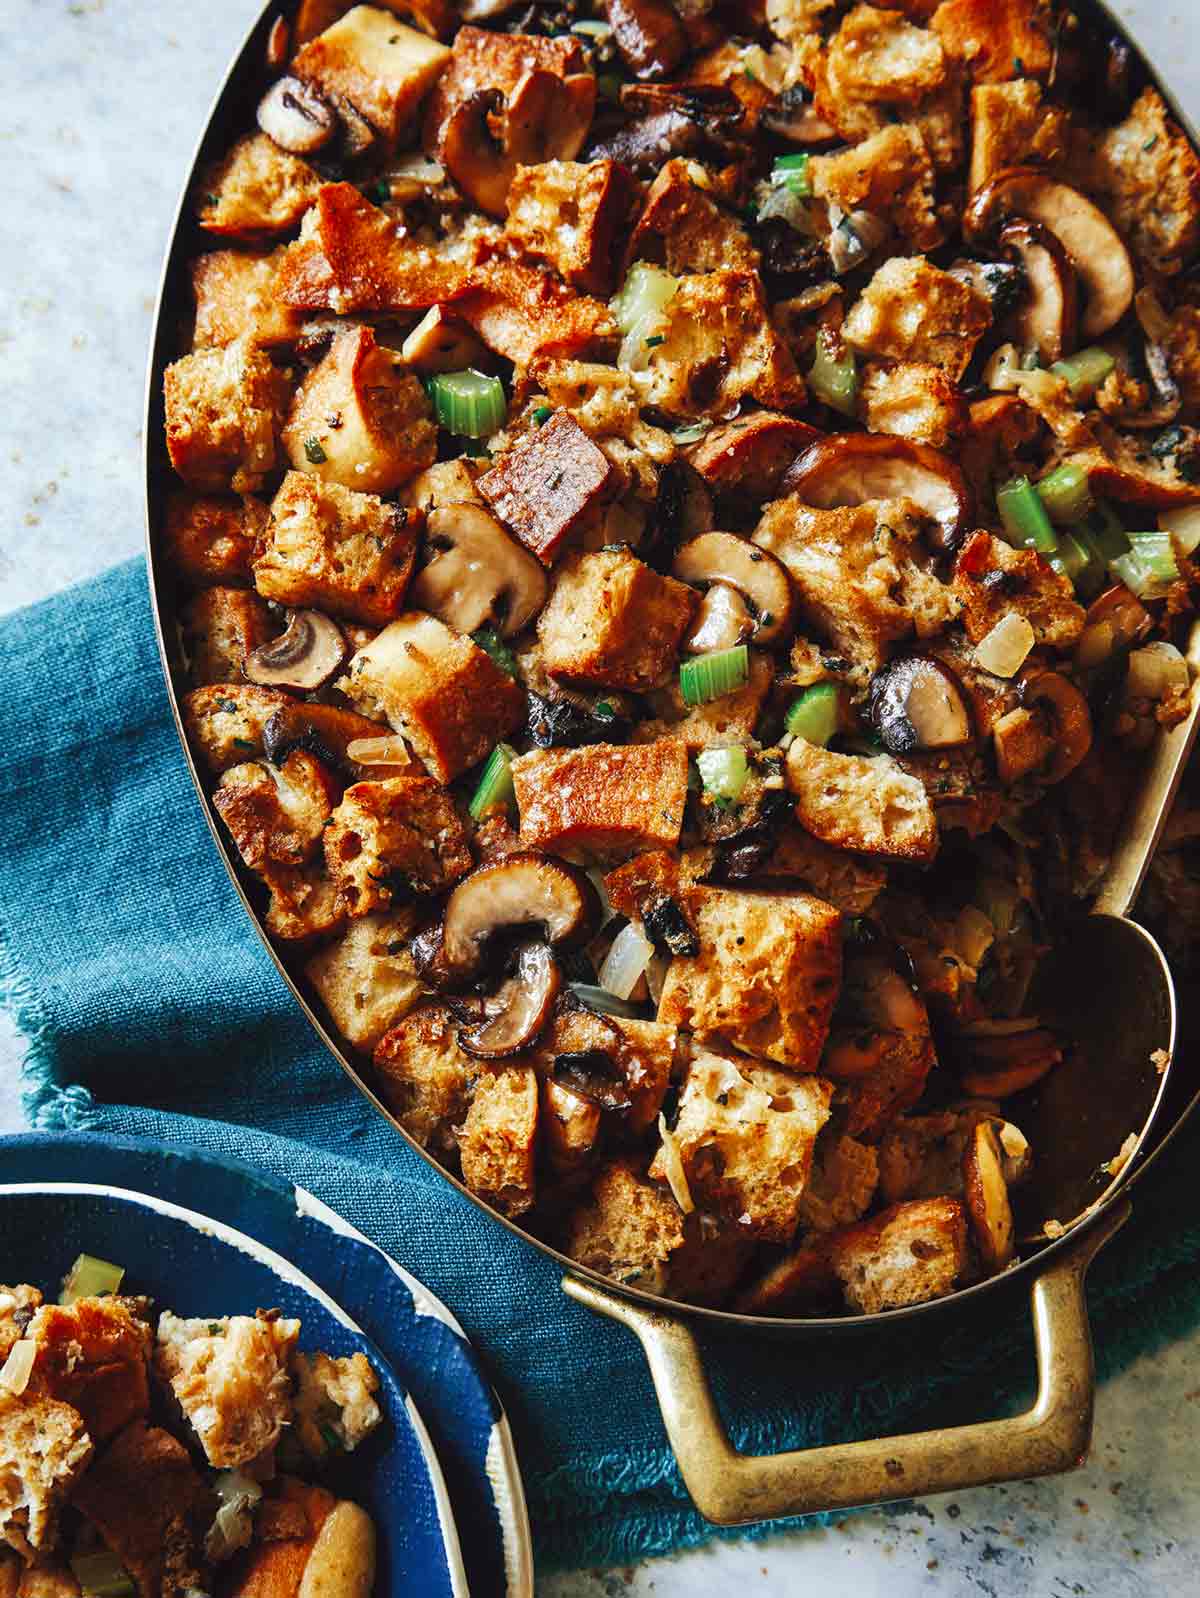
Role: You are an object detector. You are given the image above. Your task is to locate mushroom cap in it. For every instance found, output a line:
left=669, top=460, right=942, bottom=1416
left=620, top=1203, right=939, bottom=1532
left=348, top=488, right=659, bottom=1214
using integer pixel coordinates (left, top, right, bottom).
left=684, top=583, right=754, bottom=654
left=244, top=610, right=346, bottom=692
left=998, top=219, right=1079, bottom=367
left=1020, top=670, right=1092, bottom=784
left=780, top=434, right=973, bottom=551
left=256, top=75, right=337, bottom=155
left=961, top=1119, right=1015, bottom=1274
left=673, top=531, right=795, bottom=646
left=413, top=502, right=549, bottom=638
left=458, top=941, right=562, bottom=1058
left=440, top=69, right=595, bottom=218
left=441, top=852, right=602, bottom=979
left=868, top=656, right=974, bottom=755
left=685, top=413, right=823, bottom=505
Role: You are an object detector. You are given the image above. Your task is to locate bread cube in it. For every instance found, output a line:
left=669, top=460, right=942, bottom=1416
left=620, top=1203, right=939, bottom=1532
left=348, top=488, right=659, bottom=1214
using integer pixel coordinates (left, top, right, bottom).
left=787, top=741, right=939, bottom=862
left=423, top=24, right=586, bottom=155
left=627, top=158, right=759, bottom=274
left=952, top=531, right=1084, bottom=647
left=536, top=548, right=696, bottom=692
left=860, top=361, right=967, bottom=449
left=402, top=456, right=482, bottom=513
left=293, top=6, right=451, bottom=142
left=27, top=1297, right=152, bottom=1446
left=827, top=1195, right=969, bottom=1312
left=810, top=125, right=941, bottom=253
left=291, top=1350, right=382, bottom=1464
left=657, top=885, right=843, bottom=1072
left=458, top=1065, right=539, bottom=1216
left=968, top=79, right=1069, bottom=193
left=304, top=908, right=423, bottom=1050
left=338, top=613, right=525, bottom=782
left=511, top=740, right=689, bottom=860
left=563, top=1157, right=687, bottom=1294
left=190, top=247, right=302, bottom=350
left=261, top=862, right=347, bottom=943
left=530, top=1006, right=675, bottom=1134
left=161, top=492, right=268, bottom=589
left=754, top=823, right=887, bottom=915
left=797, top=1134, right=880, bottom=1232
left=282, top=324, right=436, bottom=494
left=754, top=497, right=958, bottom=675
left=541, top=1078, right=603, bottom=1176
left=180, top=586, right=276, bottom=686
left=523, top=360, right=675, bottom=501
left=0, top=1286, right=41, bottom=1364
left=478, top=410, right=619, bottom=567
left=184, top=683, right=289, bottom=772
left=827, top=4, right=947, bottom=106
left=255, top=471, right=419, bottom=626
left=633, top=651, right=774, bottom=752
left=155, top=1310, right=299, bottom=1468
left=163, top=339, right=292, bottom=492
left=1090, top=88, right=1200, bottom=276
left=734, top=1244, right=840, bottom=1315
left=196, top=133, right=324, bottom=239
left=506, top=160, right=638, bottom=298
left=323, top=775, right=472, bottom=913
left=372, top=1003, right=472, bottom=1152
left=843, top=256, right=991, bottom=381
left=213, top=751, right=339, bottom=871
left=931, top=0, right=1053, bottom=84
left=0, top=1389, right=93, bottom=1558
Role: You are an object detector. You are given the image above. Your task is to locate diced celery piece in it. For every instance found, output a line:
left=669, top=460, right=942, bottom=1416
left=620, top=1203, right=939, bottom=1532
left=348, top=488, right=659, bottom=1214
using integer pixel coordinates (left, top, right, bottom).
left=70, top=1553, right=135, bottom=1597
left=679, top=646, right=750, bottom=706
left=808, top=328, right=859, bottom=417
left=428, top=369, right=507, bottom=437
left=785, top=682, right=841, bottom=746
left=469, top=743, right=516, bottom=819
left=997, top=476, right=1058, bottom=553
left=1051, top=346, right=1116, bottom=402
left=1035, top=463, right=1093, bottom=525
left=695, top=746, right=749, bottom=801
left=60, top=1254, right=125, bottom=1305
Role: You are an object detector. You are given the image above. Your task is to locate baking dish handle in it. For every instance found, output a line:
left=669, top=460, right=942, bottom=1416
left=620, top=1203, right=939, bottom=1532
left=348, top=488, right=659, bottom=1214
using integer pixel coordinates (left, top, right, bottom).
left=560, top=1198, right=1129, bottom=1526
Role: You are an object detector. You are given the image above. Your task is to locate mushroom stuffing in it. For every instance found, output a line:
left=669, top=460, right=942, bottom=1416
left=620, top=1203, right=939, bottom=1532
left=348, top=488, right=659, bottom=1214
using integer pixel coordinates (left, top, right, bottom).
left=163, top=0, right=1200, bottom=1316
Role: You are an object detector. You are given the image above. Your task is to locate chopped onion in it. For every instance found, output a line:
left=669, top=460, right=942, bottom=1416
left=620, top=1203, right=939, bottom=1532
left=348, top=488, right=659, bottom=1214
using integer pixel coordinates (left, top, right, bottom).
left=1159, top=502, right=1200, bottom=556
left=645, top=950, right=671, bottom=1007
left=1126, top=641, right=1190, bottom=702
left=953, top=906, right=995, bottom=969
left=346, top=735, right=411, bottom=766
left=0, top=1339, right=36, bottom=1395
left=598, top=922, right=655, bottom=1001
left=974, top=613, right=1035, bottom=678
left=206, top=1470, right=263, bottom=1563
left=996, top=1120, right=1031, bottom=1183
left=657, top=1114, right=694, bottom=1214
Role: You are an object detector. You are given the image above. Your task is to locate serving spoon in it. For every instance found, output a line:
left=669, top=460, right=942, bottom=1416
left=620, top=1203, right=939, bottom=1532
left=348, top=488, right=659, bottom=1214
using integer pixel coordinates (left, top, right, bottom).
left=1015, top=615, right=1200, bottom=1237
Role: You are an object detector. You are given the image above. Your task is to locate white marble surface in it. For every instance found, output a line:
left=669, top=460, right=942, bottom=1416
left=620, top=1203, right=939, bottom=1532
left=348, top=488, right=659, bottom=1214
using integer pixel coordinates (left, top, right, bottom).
left=2, top=0, right=1200, bottom=1592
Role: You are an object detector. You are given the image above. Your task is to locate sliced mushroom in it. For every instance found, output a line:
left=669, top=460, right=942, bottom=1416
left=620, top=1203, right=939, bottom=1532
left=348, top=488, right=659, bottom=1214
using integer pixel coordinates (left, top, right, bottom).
left=961, top=1120, right=1015, bottom=1274
left=244, top=610, right=346, bottom=691
left=525, top=691, right=632, bottom=750
left=603, top=0, right=687, bottom=79
left=653, top=459, right=714, bottom=545
left=964, top=168, right=1135, bottom=339
left=763, top=87, right=838, bottom=146
left=256, top=75, right=338, bottom=155
left=673, top=532, right=794, bottom=649
left=686, top=413, right=822, bottom=506
left=779, top=434, right=973, bottom=552
left=998, top=220, right=1079, bottom=367
left=400, top=307, right=486, bottom=374
left=995, top=1119, right=1032, bottom=1186
left=868, top=656, right=973, bottom=755
left=458, top=941, right=561, bottom=1058
left=261, top=700, right=398, bottom=775
left=440, top=70, right=595, bottom=218
left=958, top=1026, right=1063, bottom=1099
left=441, top=853, right=601, bottom=981
left=412, top=503, right=549, bottom=639
left=265, top=16, right=290, bottom=70
left=1075, top=583, right=1153, bottom=668
left=948, top=258, right=1027, bottom=322
left=1019, top=671, right=1092, bottom=783
left=684, top=584, right=753, bottom=653
left=1116, top=340, right=1183, bottom=431
left=552, top=1046, right=633, bottom=1115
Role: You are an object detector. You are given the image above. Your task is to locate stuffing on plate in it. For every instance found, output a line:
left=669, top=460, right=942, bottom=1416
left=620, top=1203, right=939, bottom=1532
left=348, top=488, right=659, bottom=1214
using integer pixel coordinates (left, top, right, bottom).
left=162, top=0, right=1200, bottom=1317
left=0, top=1256, right=380, bottom=1597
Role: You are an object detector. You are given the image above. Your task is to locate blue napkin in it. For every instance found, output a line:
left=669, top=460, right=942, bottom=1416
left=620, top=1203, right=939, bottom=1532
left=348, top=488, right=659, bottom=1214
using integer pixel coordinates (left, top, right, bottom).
left=3, top=557, right=1200, bottom=1573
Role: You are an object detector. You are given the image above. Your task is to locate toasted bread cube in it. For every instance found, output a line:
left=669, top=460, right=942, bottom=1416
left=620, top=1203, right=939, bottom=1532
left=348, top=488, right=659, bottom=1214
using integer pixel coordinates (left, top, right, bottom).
left=649, top=1050, right=833, bottom=1240
left=787, top=741, right=939, bottom=862
left=506, top=160, right=638, bottom=298
left=196, top=133, right=324, bottom=239
left=402, top=456, right=482, bottom=513
left=797, top=1134, right=880, bottom=1232
left=372, top=1003, right=472, bottom=1151
left=843, top=256, right=991, bottom=381
left=156, top=1310, right=298, bottom=1469
left=754, top=823, right=887, bottom=915
left=952, top=531, right=1084, bottom=647
left=262, top=862, right=347, bottom=943
left=213, top=751, right=339, bottom=871
left=541, top=1078, right=603, bottom=1176
left=458, top=1065, right=539, bottom=1216
left=860, top=361, right=967, bottom=448
left=292, top=1351, right=382, bottom=1463
left=523, top=359, right=676, bottom=500
left=183, top=683, right=291, bottom=772
left=304, top=908, right=423, bottom=1050
left=1090, top=88, right=1200, bottom=277
left=293, top=6, right=451, bottom=142
left=180, top=586, right=276, bottom=686
left=828, top=1195, right=969, bottom=1312
left=224, top=1477, right=335, bottom=1594
left=627, top=158, right=759, bottom=274
left=256, top=471, right=419, bottom=626
left=657, top=886, right=843, bottom=1072
left=968, top=78, right=1069, bottom=193
left=930, top=0, right=1052, bottom=84
left=282, top=324, right=436, bottom=494
left=0, top=1288, right=40, bottom=1365
left=190, top=247, right=303, bottom=350
left=0, top=1391, right=93, bottom=1558
left=423, top=24, right=586, bottom=154
left=478, top=410, right=619, bottom=567
left=435, top=250, right=617, bottom=368
left=323, top=775, right=472, bottom=913
left=810, top=124, right=941, bottom=252
left=754, top=497, right=958, bottom=675
left=563, top=1157, right=687, bottom=1294
left=338, top=613, right=525, bottom=782
left=633, top=651, right=774, bottom=752
left=733, top=1244, right=840, bottom=1315
left=26, top=1297, right=151, bottom=1446
left=536, top=548, right=696, bottom=691
left=512, top=740, right=689, bottom=860
left=634, top=269, right=806, bottom=419
left=531, top=1007, right=676, bottom=1134
left=161, top=492, right=268, bottom=589
left=163, top=339, right=292, bottom=493
left=827, top=4, right=948, bottom=105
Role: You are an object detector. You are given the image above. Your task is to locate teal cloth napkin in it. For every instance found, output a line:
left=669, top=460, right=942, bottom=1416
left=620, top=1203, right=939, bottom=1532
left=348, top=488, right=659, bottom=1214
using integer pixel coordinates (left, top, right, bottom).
left=3, top=557, right=1200, bottom=1573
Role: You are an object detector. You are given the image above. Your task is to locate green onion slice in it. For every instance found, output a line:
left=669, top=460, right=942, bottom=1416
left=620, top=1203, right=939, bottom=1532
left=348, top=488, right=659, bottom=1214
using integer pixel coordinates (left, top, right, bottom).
left=1082, top=499, right=1131, bottom=562
left=60, top=1254, right=125, bottom=1305
left=695, top=746, right=749, bottom=802
left=771, top=151, right=812, bottom=197
left=469, top=743, right=516, bottom=819
left=1050, top=346, right=1116, bottom=402
left=808, top=328, right=859, bottom=418
left=1035, top=463, right=1092, bottom=525
left=996, top=475, right=1058, bottom=554
left=428, top=369, right=507, bottom=438
left=679, top=646, right=750, bottom=707
left=1111, top=532, right=1180, bottom=599
left=785, top=682, right=841, bottom=746
left=1049, top=528, right=1106, bottom=598
left=70, top=1552, right=136, bottom=1598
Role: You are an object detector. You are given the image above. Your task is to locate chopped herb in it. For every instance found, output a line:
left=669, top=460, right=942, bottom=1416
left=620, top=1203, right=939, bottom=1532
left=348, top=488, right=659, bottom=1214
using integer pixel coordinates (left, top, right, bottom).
left=207, top=1323, right=224, bottom=1336
left=472, top=626, right=518, bottom=677
left=368, top=179, right=392, bottom=204
left=204, top=193, right=219, bottom=208
left=1143, top=135, right=1159, bottom=152
left=594, top=701, right=615, bottom=719
left=1151, top=426, right=1185, bottom=460
left=215, top=696, right=237, bottom=714
left=532, top=404, right=553, bottom=426
left=303, top=436, right=327, bottom=465
left=325, top=410, right=343, bottom=429
left=1012, top=54, right=1024, bottom=73
left=319, top=1423, right=343, bottom=1452
left=645, top=333, right=665, bottom=348
left=742, top=65, right=756, bottom=81
left=232, top=738, right=255, bottom=752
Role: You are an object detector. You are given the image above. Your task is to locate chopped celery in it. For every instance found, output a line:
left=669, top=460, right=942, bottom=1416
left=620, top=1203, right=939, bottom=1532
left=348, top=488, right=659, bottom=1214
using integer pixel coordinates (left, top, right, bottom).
left=611, top=264, right=679, bottom=338
left=808, top=328, right=859, bottom=417
left=997, top=476, right=1058, bottom=553
left=60, top=1254, right=125, bottom=1305
left=1035, top=463, right=1093, bottom=525
left=469, top=743, right=516, bottom=819
left=1050, top=346, right=1116, bottom=402
left=771, top=152, right=812, bottom=197
left=471, top=626, right=517, bottom=677
left=679, top=646, right=750, bottom=706
left=70, top=1553, right=135, bottom=1598
left=1082, top=499, right=1131, bottom=562
left=785, top=682, right=841, bottom=746
left=428, top=369, right=507, bottom=438
left=1051, top=528, right=1106, bottom=598
left=1112, top=533, right=1180, bottom=599
left=696, top=746, right=749, bottom=802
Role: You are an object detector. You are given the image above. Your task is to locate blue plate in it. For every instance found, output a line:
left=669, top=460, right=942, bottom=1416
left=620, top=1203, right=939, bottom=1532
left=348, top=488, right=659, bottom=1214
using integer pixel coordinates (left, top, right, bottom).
left=0, top=1134, right=533, bottom=1597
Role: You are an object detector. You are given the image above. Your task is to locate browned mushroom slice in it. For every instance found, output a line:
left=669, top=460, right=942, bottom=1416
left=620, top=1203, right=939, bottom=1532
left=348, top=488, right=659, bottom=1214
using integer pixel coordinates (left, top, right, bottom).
left=964, top=167, right=1135, bottom=339
left=780, top=434, right=973, bottom=552
left=458, top=941, right=562, bottom=1058
left=256, top=75, right=338, bottom=155
left=1020, top=670, right=1092, bottom=783
left=440, top=69, right=595, bottom=218
left=244, top=610, right=346, bottom=691
left=672, top=531, right=794, bottom=648
left=412, top=503, right=549, bottom=638
left=961, top=1120, right=1015, bottom=1274
left=551, top=1044, right=633, bottom=1116
left=400, top=307, right=487, bottom=374
left=441, top=853, right=601, bottom=981
left=998, top=219, right=1079, bottom=367
left=684, top=584, right=754, bottom=653
left=477, top=410, right=619, bottom=566
left=685, top=413, right=823, bottom=505
left=603, top=0, right=687, bottom=79
left=867, top=656, right=973, bottom=755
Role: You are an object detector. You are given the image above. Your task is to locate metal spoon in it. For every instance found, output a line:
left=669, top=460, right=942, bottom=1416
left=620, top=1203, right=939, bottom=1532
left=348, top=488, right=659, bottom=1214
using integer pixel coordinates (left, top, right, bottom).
left=1015, top=616, right=1200, bottom=1237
